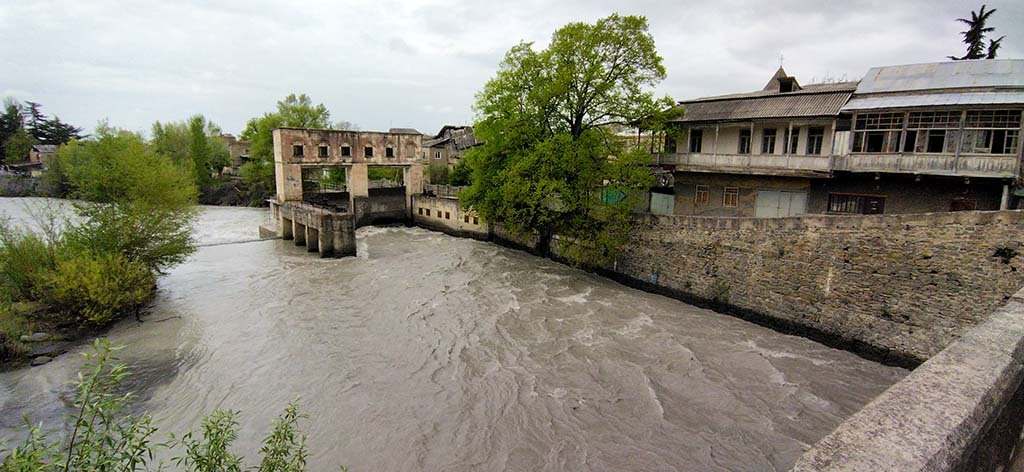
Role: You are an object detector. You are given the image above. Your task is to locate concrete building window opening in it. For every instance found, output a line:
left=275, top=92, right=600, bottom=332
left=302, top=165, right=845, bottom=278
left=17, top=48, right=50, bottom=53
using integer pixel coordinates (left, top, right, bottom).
left=464, top=215, right=470, bottom=223
left=961, top=110, right=1022, bottom=155
left=418, top=208, right=423, bottom=215
left=318, top=144, right=329, bottom=158
left=724, top=187, right=739, bottom=208
left=783, top=128, right=799, bottom=154
left=445, top=211, right=451, bottom=219
left=852, top=113, right=903, bottom=153
left=292, top=143, right=304, bottom=157
left=695, top=184, right=710, bottom=206
left=738, top=129, right=752, bottom=154
left=364, top=146, right=374, bottom=158
left=473, top=216, right=479, bottom=225
left=906, top=111, right=961, bottom=154
left=827, top=193, right=886, bottom=215
left=761, top=128, right=777, bottom=154
left=386, top=146, right=395, bottom=158
left=425, top=209, right=430, bottom=216
left=688, top=129, right=703, bottom=153
left=806, top=127, right=824, bottom=155
left=434, top=151, right=441, bottom=159
left=341, top=145, right=351, bottom=157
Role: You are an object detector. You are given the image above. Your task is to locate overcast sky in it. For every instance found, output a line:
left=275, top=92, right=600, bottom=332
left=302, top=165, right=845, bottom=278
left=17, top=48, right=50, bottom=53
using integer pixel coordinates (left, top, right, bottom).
left=1, top=0, right=1021, bottom=137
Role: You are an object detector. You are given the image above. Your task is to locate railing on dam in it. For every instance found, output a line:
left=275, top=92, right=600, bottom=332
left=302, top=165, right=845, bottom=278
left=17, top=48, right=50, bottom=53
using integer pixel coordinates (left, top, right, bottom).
left=424, top=184, right=466, bottom=199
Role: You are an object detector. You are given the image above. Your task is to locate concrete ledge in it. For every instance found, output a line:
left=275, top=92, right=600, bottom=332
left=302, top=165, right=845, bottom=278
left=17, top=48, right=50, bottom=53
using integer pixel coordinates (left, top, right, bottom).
left=792, top=288, right=1024, bottom=471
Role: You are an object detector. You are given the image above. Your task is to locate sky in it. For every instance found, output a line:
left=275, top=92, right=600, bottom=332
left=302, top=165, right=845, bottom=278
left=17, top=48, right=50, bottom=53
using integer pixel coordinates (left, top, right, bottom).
left=1, top=0, right=1022, bottom=137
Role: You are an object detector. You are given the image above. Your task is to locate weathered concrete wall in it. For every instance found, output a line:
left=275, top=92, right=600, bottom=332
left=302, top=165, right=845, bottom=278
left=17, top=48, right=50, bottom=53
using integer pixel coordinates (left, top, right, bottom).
left=275, top=201, right=356, bottom=257
left=0, top=176, right=58, bottom=197
left=673, top=172, right=813, bottom=217
left=614, top=211, right=1024, bottom=365
left=353, top=187, right=407, bottom=227
left=792, top=287, right=1024, bottom=472
left=809, top=172, right=1005, bottom=214
left=411, top=195, right=488, bottom=239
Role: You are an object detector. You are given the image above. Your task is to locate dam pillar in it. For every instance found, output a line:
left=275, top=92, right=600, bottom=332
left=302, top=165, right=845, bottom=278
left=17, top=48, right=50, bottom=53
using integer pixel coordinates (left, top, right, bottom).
left=293, top=221, right=306, bottom=246
left=306, top=226, right=319, bottom=253
left=280, top=217, right=294, bottom=240
left=404, top=164, right=424, bottom=220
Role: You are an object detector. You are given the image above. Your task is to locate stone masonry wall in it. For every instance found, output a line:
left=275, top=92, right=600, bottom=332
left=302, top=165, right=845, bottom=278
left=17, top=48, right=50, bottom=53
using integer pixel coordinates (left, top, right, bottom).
left=615, top=211, right=1024, bottom=364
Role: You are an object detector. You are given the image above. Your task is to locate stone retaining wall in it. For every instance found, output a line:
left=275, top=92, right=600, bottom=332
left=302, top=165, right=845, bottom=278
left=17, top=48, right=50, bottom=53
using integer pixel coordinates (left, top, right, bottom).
left=792, top=287, right=1024, bottom=471
left=615, top=211, right=1024, bottom=365
left=0, top=175, right=57, bottom=197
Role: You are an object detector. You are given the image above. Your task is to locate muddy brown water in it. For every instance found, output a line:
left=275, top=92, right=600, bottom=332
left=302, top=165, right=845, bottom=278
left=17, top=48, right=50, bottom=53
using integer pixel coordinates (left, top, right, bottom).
left=0, top=198, right=906, bottom=471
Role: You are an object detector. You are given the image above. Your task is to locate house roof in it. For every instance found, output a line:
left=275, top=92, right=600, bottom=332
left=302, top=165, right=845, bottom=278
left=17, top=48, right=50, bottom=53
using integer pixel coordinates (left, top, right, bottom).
left=31, top=144, right=59, bottom=153
left=842, top=91, right=1024, bottom=111
left=854, top=59, right=1024, bottom=94
left=674, top=81, right=859, bottom=123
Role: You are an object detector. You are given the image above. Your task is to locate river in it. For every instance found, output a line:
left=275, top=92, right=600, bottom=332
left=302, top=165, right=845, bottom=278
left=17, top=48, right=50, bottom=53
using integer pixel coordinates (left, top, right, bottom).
left=0, top=198, right=906, bottom=471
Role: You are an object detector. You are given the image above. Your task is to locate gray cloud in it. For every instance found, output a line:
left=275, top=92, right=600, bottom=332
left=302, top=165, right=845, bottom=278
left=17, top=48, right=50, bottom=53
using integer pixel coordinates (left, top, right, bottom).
left=0, top=0, right=1020, bottom=137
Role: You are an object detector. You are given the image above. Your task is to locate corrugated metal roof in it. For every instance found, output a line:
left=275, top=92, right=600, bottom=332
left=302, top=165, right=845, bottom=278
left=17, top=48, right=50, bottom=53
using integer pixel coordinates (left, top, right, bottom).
left=31, top=144, right=59, bottom=153
left=676, top=89, right=854, bottom=123
left=684, top=81, right=859, bottom=103
left=855, top=60, right=1024, bottom=94
left=842, top=91, right=1024, bottom=111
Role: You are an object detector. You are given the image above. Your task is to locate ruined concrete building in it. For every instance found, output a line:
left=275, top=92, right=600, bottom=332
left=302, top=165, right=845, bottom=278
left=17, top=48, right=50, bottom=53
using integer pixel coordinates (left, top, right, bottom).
left=423, top=125, right=479, bottom=167
left=654, top=59, right=1024, bottom=217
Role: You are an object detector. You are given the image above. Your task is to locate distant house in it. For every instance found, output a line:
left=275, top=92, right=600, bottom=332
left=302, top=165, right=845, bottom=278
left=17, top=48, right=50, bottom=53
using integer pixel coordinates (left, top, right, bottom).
left=655, top=59, right=1024, bottom=217
left=423, top=125, right=479, bottom=167
left=219, top=134, right=251, bottom=170
left=28, top=144, right=59, bottom=166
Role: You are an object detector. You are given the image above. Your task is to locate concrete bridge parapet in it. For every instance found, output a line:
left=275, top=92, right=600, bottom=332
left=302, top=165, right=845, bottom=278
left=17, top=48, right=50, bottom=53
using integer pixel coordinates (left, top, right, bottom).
left=271, top=201, right=356, bottom=258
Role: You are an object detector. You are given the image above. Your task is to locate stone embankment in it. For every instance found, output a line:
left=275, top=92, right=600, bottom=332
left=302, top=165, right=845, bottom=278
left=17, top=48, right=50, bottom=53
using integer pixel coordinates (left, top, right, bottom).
left=0, top=175, right=57, bottom=197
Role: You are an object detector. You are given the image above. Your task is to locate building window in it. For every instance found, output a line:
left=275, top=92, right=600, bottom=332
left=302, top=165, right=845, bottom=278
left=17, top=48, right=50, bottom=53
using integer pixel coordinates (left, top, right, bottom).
left=695, top=185, right=710, bottom=206
left=364, top=146, right=374, bottom=157
left=318, top=144, right=329, bottom=158
left=852, top=113, right=903, bottom=153
left=724, top=187, right=739, bottom=207
left=445, top=211, right=451, bottom=219
left=418, top=208, right=423, bottom=215
left=292, top=144, right=304, bottom=157
left=386, top=146, right=395, bottom=158
left=761, top=128, right=777, bottom=154
left=738, top=129, right=751, bottom=154
left=665, top=136, right=677, bottom=153
left=464, top=215, right=470, bottom=223
left=341, top=145, right=351, bottom=157
left=437, top=210, right=443, bottom=218
left=962, top=110, right=1021, bottom=155
left=806, top=127, right=824, bottom=155
left=473, top=216, right=479, bottom=225
left=425, top=209, right=431, bottom=216
left=905, top=111, right=961, bottom=153
left=827, top=193, right=886, bottom=214
left=688, top=129, right=703, bottom=153
left=783, top=128, right=799, bottom=154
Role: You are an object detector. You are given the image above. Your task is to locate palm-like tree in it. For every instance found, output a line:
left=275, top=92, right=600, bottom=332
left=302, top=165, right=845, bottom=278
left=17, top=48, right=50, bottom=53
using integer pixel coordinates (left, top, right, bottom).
left=948, top=5, right=999, bottom=60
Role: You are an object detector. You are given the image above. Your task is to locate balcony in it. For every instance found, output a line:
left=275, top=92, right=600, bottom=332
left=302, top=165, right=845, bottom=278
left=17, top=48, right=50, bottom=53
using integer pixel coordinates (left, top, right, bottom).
left=832, top=153, right=1019, bottom=178
left=653, top=152, right=832, bottom=178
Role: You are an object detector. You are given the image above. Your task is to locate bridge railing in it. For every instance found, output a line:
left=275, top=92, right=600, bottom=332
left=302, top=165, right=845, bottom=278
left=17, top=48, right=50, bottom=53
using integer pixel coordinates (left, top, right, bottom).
left=424, top=184, right=466, bottom=199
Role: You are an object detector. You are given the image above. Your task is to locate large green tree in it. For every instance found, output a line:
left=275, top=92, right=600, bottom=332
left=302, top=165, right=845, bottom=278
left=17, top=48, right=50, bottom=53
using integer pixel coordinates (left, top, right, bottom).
left=152, top=115, right=230, bottom=188
left=239, top=94, right=332, bottom=188
left=461, top=14, right=669, bottom=266
left=949, top=4, right=1005, bottom=60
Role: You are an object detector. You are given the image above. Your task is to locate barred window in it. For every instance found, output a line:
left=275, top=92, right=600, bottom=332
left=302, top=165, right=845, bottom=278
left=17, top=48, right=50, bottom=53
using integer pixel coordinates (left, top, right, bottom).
left=827, top=193, right=886, bottom=215
left=695, top=185, right=710, bottom=206
left=341, top=145, right=351, bottom=157
left=723, top=187, right=739, bottom=208
left=318, top=144, right=329, bottom=158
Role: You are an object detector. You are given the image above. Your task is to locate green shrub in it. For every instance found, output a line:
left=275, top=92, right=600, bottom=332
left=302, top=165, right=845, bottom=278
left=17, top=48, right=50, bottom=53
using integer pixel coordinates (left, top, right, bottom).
left=36, top=253, right=155, bottom=326
left=0, top=222, right=57, bottom=302
left=0, top=303, right=31, bottom=361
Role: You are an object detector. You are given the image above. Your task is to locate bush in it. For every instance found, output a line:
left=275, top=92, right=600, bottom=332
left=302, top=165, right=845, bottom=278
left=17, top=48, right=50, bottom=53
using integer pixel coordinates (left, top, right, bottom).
left=427, top=163, right=448, bottom=184
left=36, top=253, right=155, bottom=326
left=0, top=303, right=31, bottom=361
left=0, top=223, right=56, bottom=302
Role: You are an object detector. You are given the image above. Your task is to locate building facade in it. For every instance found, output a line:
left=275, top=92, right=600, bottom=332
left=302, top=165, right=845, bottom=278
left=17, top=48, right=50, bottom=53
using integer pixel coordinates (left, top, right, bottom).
left=423, top=125, right=479, bottom=167
left=657, top=60, right=1024, bottom=217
